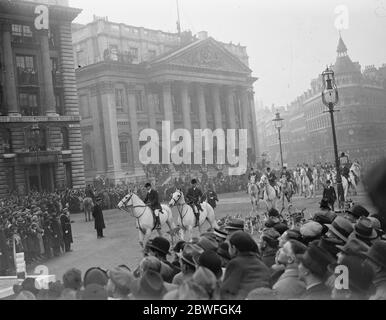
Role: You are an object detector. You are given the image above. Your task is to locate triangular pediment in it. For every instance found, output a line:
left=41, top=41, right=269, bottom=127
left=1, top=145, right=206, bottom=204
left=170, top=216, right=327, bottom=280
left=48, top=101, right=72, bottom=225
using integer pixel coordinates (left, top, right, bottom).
left=150, top=38, right=252, bottom=74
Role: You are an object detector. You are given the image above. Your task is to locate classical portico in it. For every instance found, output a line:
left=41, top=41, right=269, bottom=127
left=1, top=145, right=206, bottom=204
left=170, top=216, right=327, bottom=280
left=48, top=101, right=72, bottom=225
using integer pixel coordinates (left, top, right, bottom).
left=77, top=37, right=259, bottom=184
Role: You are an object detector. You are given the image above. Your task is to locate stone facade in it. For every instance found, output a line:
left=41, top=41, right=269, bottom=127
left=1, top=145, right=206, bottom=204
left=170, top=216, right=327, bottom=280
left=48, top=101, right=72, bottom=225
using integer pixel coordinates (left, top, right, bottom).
left=73, top=19, right=259, bottom=184
left=0, top=0, right=85, bottom=195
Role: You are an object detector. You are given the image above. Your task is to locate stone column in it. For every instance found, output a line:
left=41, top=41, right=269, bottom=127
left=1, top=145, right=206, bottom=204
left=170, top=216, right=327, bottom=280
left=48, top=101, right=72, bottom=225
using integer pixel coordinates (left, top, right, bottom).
left=180, top=82, right=192, bottom=132
left=240, top=89, right=252, bottom=148
left=100, top=82, right=122, bottom=181
left=145, top=85, right=157, bottom=129
left=196, top=83, right=208, bottom=129
left=127, top=87, right=144, bottom=175
left=225, top=86, right=237, bottom=129
left=38, top=30, right=57, bottom=116
left=162, top=82, right=174, bottom=133
left=211, top=85, right=222, bottom=130
left=2, top=22, right=19, bottom=116
left=249, top=90, right=260, bottom=157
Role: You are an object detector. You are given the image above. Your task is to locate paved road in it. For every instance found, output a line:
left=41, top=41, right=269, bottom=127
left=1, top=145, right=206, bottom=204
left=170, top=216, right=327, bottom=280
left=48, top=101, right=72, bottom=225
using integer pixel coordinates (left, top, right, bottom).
left=32, top=191, right=373, bottom=281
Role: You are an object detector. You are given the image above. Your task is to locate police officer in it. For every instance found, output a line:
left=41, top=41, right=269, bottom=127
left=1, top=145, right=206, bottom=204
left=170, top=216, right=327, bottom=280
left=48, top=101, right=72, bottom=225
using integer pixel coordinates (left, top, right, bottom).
left=186, top=179, right=203, bottom=226
left=144, top=183, right=162, bottom=230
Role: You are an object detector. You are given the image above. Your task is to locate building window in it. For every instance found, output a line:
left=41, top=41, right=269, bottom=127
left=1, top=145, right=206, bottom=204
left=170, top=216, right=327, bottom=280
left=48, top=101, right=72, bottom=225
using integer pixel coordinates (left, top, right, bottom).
left=129, top=47, right=139, bottom=60
left=79, top=94, right=91, bottom=119
left=61, top=127, right=70, bottom=150
left=55, top=92, right=63, bottom=115
left=119, top=140, right=129, bottom=164
left=12, top=24, right=34, bottom=43
left=109, top=45, right=119, bottom=61
left=16, top=55, right=37, bottom=85
left=135, top=91, right=143, bottom=112
left=19, top=92, right=39, bottom=116
left=84, top=144, right=95, bottom=170
left=115, top=88, right=125, bottom=110
left=48, top=27, right=59, bottom=49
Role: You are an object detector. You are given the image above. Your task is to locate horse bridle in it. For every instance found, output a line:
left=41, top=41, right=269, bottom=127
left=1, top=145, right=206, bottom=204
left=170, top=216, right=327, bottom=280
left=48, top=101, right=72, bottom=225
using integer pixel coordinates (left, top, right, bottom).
left=171, top=190, right=188, bottom=229
left=120, top=193, right=147, bottom=219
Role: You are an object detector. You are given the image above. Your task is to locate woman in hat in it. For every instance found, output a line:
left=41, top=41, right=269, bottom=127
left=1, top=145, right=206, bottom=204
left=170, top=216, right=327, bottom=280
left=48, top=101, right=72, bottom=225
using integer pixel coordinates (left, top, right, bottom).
left=92, top=196, right=106, bottom=239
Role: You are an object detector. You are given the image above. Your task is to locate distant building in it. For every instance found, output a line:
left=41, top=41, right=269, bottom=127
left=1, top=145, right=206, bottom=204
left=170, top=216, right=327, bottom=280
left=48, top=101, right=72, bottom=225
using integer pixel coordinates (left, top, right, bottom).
left=73, top=17, right=259, bottom=184
left=258, top=36, right=386, bottom=168
left=0, top=0, right=85, bottom=195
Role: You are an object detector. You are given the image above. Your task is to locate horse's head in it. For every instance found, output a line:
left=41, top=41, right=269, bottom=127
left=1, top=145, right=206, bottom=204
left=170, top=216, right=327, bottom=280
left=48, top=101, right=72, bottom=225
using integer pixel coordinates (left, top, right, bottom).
left=169, top=189, right=183, bottom=207
left=118, top=190, right=134, bottom=210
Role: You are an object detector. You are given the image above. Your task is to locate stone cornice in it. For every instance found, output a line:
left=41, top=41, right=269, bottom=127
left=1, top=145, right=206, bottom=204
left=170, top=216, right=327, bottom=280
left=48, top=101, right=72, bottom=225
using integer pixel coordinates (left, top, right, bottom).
left=0, top=115, right=81, bottom=123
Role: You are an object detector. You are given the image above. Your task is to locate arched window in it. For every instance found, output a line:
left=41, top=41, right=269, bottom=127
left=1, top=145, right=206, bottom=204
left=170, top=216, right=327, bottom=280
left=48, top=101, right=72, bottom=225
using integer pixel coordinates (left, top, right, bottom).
left=83, top=144, right=95, bottom=170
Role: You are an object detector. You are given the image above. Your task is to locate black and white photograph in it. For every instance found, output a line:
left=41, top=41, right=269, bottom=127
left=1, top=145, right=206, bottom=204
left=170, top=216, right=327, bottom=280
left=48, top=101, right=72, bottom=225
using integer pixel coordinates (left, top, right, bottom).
left=0, top=0, right=386, bottom=305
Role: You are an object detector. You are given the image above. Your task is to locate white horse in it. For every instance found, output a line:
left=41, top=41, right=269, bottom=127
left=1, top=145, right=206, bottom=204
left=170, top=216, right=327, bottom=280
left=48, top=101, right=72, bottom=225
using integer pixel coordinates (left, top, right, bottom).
left=293, top=170, right=302, bottom=196
left=169, top=189, right=218, bottom=242
left=117, top=190, right=176, bottom=248
left=300, top=168, right=313, bottom=198
left=258, top=175, right=277, bottom=211
left=248, top=182, right=260, bottom=213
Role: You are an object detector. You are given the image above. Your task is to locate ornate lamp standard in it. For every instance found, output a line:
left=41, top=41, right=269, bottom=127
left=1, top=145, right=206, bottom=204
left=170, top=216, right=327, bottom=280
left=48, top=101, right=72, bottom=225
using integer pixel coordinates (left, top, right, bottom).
left=272, top=111, right=284, bottom=170
left=321, top=66, right=344, bottom=207
left=273, top=111, right=285, bottom=209
left=31, top=123, right=42, bottom=192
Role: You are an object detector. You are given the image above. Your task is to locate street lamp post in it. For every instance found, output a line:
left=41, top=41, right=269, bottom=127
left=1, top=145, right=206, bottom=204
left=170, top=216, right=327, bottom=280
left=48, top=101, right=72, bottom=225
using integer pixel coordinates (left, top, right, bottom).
left=321, top=66, right=344, bottom=208
left=273, top=111, right=285, bottom=210
left=31, top=124, right=42, bottom=192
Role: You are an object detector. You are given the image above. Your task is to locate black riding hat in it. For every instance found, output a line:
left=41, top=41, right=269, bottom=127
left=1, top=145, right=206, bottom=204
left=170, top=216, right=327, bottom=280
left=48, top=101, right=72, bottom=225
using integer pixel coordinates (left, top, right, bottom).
left=191, top=179, right=197, bottom=184
left=145, top=183, right=151, bottom=188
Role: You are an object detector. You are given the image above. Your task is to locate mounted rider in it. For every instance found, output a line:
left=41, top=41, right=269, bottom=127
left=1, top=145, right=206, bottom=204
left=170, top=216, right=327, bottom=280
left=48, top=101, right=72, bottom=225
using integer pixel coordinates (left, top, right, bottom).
left=85, top=184, right=95, bottom=202
left=186, top=179, right=203, bottom=226
left=247, top=168, right=258, bottom=191
left=144, top=183, right=162, bottom=230
left=266, top=167, right=280, bottom=197
left=280, top=164, right=292, bottom=183
left=203, top=183, right=219, bottom=209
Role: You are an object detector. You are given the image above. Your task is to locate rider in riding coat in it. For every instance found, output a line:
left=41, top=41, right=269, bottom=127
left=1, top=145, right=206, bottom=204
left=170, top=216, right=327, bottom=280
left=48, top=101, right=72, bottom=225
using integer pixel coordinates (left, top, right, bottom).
left=266, top=167, right=277, bottom=186
left=280, top=164, right=292, bottom=183
left=144, top=183, right=162, bottom=230
left=248, top=168, right=258, bottom=184
left=186, top=179, right=203, bottom=226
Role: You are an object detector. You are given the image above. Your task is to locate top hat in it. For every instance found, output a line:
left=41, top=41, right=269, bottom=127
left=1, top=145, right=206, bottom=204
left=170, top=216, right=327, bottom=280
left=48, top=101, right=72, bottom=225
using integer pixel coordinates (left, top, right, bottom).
left=191, top=179, right=197, bottom=184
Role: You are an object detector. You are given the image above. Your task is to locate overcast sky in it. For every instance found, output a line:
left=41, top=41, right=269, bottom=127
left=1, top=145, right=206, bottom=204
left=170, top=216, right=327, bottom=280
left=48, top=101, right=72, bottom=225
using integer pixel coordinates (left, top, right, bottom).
left=69, top=0, right=386, bottom=108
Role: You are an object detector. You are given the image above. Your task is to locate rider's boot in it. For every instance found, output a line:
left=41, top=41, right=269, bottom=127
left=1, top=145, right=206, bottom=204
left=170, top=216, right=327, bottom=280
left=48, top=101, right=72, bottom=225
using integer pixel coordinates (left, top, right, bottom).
left=155, top=215, right=161, bottom=230
left=194, top=211, right=200, bottom=227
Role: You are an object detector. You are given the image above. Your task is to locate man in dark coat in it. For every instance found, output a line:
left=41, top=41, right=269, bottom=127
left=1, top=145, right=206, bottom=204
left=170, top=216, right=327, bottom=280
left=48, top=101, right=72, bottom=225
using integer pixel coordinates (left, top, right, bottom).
left=50, top=214, right=63, bottom=257
left=60, top=209, right=73, bottom=252
left=92, top=196, right=106, bottom=239
left=143, top=183, right=162, bottom=230
left=322, top=180, right=337, bottom=211
left=186, top=179, right=203, bottom=226
left=221, top=231, right=270, bottom=300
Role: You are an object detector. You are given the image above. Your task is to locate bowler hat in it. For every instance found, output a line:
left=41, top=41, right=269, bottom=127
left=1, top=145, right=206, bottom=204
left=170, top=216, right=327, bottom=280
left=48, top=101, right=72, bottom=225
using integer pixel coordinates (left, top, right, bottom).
left=147, top=237, right=171, bottom=256
left=224, top=218, right=244, bottom=231
left=145, top=183, right=151, bottom=188
left=326, top=216, right=353, bottom=242
left=299, top=243, right=335, bottom=278
left=83, top=267, right=108, bottom=287
left=213, top=228, right=228, bottom=240
left=229, top=231, right=258, bottom=253
left=130, top=270, right=166, bottom=299
left=364, top=240, right=386, bottom=269
left=347, top=205, right=370, bottom=219
left=197, top=236, right=218, bottom=252
left=196, top=250, right=222, bottom=279
left=353, top=217, right=378, bottom=240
